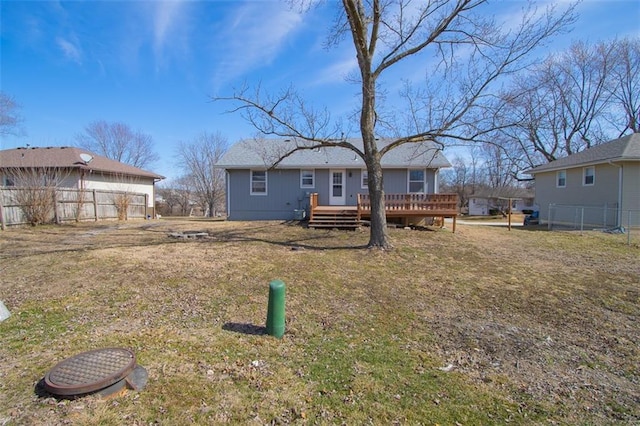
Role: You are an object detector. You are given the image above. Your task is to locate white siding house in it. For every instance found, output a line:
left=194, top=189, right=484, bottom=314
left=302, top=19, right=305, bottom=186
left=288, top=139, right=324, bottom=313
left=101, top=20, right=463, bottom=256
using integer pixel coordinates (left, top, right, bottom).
left=0, top=146, right=164, bottom=221
left=468, top=188, right=536, bottom=216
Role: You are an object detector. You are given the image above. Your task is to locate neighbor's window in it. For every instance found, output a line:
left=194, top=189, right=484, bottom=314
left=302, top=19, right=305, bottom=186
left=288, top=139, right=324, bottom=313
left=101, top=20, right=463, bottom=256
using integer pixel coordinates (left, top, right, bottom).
left=300, top=169, right=314, bottom=188
left=408, top=169, right=425, bottom=193
left=2, top=176, right=15, bottom=187
left=250, top=170, right=267, bottom=195
left=583, top=166, right=595, bottom=186
left=361, top=170, right=368, bottom=189
left=556, top=170, right=566, bottom=188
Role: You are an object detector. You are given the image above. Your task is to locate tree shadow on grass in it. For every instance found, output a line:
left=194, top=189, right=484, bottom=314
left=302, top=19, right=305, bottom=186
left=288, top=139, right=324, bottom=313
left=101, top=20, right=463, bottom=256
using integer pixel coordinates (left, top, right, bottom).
left=0, top=221, right=371, bottom=260
left=204, top=222, right=370, bottom=251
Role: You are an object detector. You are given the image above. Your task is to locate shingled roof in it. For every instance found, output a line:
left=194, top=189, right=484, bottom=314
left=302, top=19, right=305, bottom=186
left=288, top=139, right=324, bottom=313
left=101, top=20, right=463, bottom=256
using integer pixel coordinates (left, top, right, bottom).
left=215, top=138, right=451, bottom=169
left=527, top=133, right=640, bottom=174
left=0, top=146, right=164, bottom=180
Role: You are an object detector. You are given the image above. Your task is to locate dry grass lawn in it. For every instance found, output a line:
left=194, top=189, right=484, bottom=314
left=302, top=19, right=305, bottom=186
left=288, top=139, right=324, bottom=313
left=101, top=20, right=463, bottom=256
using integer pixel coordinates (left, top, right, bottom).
left=0, top=219, right=638, bottom=425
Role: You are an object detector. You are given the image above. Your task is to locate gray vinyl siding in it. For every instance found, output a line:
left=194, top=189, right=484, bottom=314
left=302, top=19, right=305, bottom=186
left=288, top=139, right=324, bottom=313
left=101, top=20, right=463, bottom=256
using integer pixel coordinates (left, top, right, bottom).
left=227, top=169, right=313, bottom=220
left=317, top=168, right=437, bottom=206
left=621, top=161, right=640, bottom=213
left=226, top=167, right=439, bottom=220
left=314, top=169, right=370, bottom=206
left=535, top=163, right=621, bottom=224
left=382, top=169, right=436, bottom=193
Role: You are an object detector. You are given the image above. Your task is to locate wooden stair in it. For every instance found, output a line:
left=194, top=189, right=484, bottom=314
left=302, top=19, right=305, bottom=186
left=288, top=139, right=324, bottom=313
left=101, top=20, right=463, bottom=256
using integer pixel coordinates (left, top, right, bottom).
left=308, top=207, right=360, bottom=229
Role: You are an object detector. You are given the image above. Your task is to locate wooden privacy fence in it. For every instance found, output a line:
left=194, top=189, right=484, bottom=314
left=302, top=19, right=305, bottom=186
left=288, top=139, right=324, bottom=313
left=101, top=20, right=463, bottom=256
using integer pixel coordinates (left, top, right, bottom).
left=0, top=187, right=149, bottom=228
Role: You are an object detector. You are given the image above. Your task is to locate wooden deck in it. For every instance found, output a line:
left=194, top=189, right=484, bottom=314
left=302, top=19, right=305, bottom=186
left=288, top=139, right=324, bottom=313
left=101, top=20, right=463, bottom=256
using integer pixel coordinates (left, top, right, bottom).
left=308, top=193, right=459, bottom=231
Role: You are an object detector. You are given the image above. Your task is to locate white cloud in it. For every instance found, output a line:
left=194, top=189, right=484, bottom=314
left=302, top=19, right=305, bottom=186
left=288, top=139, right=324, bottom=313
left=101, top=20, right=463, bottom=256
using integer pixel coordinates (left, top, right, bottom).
left=153, top=1, right=184, bottom=54
left=210, top=2, right=304, bottom=89
left=56, top=36, right=82, bottom=64
left=310, top=54, right=358, bottom=86
left=151, top=1, right=190, bottom=69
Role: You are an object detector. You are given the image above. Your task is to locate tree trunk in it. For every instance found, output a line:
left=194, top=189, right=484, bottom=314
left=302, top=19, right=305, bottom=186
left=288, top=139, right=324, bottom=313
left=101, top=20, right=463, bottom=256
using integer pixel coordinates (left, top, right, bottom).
left=360, top=74, right=391, bottom=249
left=366, top=157, right=390, bottom=248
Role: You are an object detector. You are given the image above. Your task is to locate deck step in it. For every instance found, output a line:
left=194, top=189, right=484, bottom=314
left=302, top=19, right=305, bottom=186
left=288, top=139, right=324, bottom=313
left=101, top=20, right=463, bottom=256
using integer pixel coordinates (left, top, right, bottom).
left=308, top=211, right=360, bottom=229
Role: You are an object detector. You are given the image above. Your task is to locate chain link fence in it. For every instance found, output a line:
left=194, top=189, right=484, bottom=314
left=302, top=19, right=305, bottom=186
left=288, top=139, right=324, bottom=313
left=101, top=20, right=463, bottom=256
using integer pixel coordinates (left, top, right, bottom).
left=547, top=204, right=640, bottom=245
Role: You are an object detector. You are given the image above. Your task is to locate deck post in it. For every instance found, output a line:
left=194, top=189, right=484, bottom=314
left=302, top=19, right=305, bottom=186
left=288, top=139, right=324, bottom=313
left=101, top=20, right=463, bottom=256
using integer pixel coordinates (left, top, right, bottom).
left=309, top=193, right=317, bottom=222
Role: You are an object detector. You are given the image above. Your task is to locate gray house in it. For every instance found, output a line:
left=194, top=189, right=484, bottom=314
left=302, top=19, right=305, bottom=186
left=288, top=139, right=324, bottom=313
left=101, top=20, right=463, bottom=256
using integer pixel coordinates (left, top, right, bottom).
left=215, top=138, right=451, bottom=221
left=526, top=133, right=640, bottom=227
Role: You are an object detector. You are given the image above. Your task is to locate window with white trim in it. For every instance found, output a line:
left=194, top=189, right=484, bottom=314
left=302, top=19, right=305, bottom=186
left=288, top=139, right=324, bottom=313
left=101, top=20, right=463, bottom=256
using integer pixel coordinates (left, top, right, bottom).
left=556, top=170, right=566, bottom=188
left=250, top=170, right=267, bottom=195
left=583, top=166, right=595, bottom=186
left=300, top=169, right=314, bottom=188
left=408, top=169, right=426, bottom=193
left=361, top=170, right=368, bottom=189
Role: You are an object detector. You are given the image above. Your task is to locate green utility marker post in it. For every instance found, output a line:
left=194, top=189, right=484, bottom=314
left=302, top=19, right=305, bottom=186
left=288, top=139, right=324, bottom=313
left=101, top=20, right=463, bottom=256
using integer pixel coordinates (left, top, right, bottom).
left=266, top=280, right=286, bottom=338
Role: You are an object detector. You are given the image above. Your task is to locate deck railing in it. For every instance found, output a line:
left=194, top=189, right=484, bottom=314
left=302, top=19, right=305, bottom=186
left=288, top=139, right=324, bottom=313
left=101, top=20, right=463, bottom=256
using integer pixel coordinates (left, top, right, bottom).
left=309, top=192, right=459, bottom=231
left=359, top=193, right=459, bottom=231
left=357, top=193, right=459, bottom=215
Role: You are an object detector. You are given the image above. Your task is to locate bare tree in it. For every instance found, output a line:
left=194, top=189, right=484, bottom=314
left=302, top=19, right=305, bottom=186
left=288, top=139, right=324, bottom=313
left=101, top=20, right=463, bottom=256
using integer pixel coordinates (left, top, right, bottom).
left=75, top=121, right=159, bottom=169
left=480, top=143, right=517, bottom=189
left=106, top=173, right=144, bottom=221
left=174, top=176, right=196, bottom=215
left=4, top=167, right=69, bottom=225
left=496, top=39, right=632, bottom=171
left=217, top=1, right=575, bottom=248
left=440, top=155, right=472, bottom=211
left=606, top=38, right=640, bottom=136
left=165, top=177, right=195, bottom=216
left=176, top=132, right=228, bottom=217
left=0, top=92, right=24, bottom=137
left=440, top=146, right=494, bottom=211
left=157, top=179, right=194, bottom=216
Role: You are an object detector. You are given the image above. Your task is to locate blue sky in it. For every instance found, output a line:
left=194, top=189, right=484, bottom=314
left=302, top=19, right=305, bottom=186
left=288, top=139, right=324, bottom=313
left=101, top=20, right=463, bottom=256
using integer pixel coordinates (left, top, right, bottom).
left=1, top=1, right=639, bottom=181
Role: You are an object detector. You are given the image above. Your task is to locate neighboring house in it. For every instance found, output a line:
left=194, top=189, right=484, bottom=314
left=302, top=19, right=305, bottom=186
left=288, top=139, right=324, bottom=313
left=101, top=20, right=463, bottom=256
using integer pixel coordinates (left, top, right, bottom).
left=0, top=146, right=164, bottom=218
left=214, top=138, right=451, bottom=220
left=468, top=188, right=536, bottom=216
left=526, top=133, right=640, bottom=227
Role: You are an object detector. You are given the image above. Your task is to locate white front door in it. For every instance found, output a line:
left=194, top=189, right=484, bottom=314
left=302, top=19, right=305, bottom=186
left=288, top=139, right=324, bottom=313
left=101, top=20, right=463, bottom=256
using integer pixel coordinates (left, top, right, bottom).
left=329, top=169, right=346, bottom=205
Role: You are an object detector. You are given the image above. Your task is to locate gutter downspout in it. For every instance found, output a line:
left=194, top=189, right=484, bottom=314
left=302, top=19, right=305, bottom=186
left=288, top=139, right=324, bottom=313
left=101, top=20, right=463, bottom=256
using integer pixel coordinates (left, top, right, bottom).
left=434, top=169, right=439, bottom=193
left=226, top=170, right=230, bottom=219
left=608, top=161, right=623, bottom=227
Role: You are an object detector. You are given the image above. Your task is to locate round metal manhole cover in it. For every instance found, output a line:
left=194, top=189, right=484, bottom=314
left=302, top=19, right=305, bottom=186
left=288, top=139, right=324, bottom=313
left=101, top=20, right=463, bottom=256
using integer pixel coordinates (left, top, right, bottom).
left=44, top=347, right=136, bottom=396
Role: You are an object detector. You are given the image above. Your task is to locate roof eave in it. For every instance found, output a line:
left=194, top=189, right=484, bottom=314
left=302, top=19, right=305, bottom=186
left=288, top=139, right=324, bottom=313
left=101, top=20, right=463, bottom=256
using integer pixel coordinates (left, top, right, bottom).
left=215, top=164, right=448, bottom=170
left=526, top=156, right=639, bottom=174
